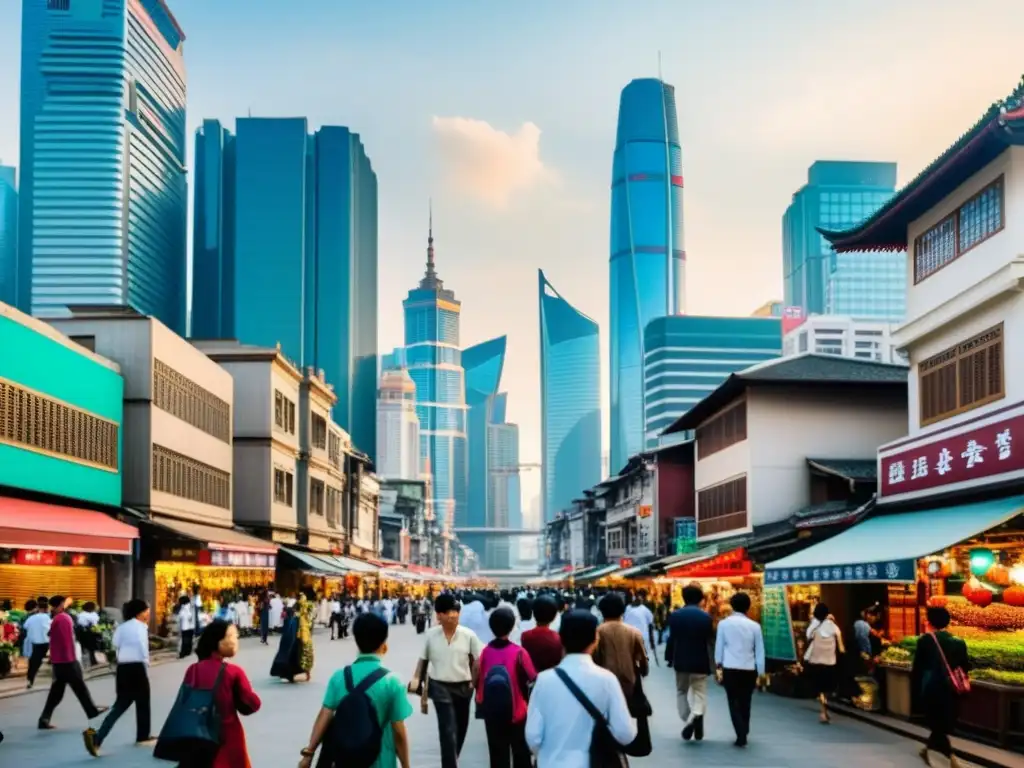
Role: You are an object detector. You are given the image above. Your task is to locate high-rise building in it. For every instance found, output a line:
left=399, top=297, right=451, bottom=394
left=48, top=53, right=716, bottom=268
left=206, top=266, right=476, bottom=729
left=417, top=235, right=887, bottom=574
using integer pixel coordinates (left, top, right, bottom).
left=19, top=0, right=187, bottom=333
left=0, top=166, right=16, bottom=306
left=402, top=216, right=467, bottom=545
left=609, top=77, right=685, bottom=472
left=376, top=369, right=421, bottom=480
left=782, top=315, right=905, bottom=365
left=539, top=270, right=600, bottom=523
left=489, top=392, right=521, bottom=566
left=191, top=118, right=378, bottom=457
left=643, top=315, right=782, bottom=446
left=783, top=161, right=904, bottom=322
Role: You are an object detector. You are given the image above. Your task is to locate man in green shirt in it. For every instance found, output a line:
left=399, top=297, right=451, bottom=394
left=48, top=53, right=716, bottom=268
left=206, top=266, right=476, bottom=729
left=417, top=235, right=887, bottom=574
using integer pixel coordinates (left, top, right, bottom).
left=299, top=613, right=413, bottom=768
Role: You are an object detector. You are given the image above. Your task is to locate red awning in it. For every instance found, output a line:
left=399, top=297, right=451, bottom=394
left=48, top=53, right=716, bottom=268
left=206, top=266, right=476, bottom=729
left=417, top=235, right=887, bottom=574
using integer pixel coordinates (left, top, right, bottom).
left=148, top=518, right=277, bottom=555
left=0, top=497, right=138, bottom=555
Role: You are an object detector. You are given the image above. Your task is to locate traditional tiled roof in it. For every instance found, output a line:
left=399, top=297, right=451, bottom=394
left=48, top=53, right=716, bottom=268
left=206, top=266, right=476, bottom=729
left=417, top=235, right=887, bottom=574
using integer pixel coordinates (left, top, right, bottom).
left=820, top=76, right=1024, bottom=253
left=662, top=354, right=908, bottom=435
left=807, top=458, right=878, bottom=483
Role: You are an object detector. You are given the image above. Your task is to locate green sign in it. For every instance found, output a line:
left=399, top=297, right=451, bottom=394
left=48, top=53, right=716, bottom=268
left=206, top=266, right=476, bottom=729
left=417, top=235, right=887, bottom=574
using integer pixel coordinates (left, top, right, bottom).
left=761, top=585, right=797, bottom=661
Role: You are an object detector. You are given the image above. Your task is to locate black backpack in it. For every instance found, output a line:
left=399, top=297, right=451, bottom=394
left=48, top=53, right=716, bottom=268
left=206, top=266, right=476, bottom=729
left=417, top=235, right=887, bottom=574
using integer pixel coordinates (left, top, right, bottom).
left=322, top=665, right=388, bottom=768
left=480, top=662, right=515, bottom=723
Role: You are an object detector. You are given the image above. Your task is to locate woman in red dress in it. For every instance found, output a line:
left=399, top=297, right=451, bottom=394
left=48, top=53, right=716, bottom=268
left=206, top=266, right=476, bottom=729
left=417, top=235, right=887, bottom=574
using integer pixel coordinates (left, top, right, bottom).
left=179, top=619, right=261, bottom=768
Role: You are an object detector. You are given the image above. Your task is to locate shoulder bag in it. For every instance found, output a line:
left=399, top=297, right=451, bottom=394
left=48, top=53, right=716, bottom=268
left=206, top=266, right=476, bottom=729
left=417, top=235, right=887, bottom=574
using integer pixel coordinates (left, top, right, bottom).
left=554, top=668, right=629, bottom=768
left=930, top=632, right=970, bottom=695
left=154, top=662, right=227, bottom=762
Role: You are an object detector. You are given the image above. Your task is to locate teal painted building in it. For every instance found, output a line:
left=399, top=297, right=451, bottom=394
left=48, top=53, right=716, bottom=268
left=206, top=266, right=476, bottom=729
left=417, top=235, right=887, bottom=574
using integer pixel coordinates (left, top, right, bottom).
left=644, top=315, right=782, bottom=448
left=0, top=304, right=123, bottom=507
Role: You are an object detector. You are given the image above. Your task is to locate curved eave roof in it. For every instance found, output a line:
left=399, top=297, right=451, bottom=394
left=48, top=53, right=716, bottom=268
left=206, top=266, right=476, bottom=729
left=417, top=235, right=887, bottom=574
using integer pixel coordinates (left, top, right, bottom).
left=820, top=80, right=1024, bottom=254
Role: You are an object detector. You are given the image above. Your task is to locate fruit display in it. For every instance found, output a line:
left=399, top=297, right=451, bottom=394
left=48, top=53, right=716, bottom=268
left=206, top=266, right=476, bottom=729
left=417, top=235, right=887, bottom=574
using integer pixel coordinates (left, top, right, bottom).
left=1004, top=586, right=1024, bottom=607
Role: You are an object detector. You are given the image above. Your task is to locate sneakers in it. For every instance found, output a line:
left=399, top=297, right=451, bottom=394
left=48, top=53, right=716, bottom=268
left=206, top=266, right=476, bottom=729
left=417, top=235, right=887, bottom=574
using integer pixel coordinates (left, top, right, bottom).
left=83, top=728, right=101, bottom=757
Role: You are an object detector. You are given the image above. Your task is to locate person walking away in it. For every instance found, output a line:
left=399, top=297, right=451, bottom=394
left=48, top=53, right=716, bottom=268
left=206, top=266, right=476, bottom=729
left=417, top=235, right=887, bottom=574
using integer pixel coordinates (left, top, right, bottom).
left=298, top=613, right=412, bottom=768
left=77, top=601, right=102, bottom=667
left=476, top=607, right=537, bottom=768
left=912, top=606, right=970, bottom=767
left=654, top=596, right=670, bottom=646
left=270, top=592, right=285, bottom=633
left=623, top=593, right=656, bottom=658
left=271, top=607, right=305, bottom=683
left=666, top=585, right=714, bottom=742
left=23, top=598, right=52, bottom=689
left=175, top=619, right=261, bottom=768
left=330, top=594, right=343, bottom=640
left=84, top=599, right=154, bottom=756
left=408, top=593, right=483, bottom=768
left=804, top=603, right=844, bottom=724
left=258, top=590, right=271, bottom=645
left=512, top=599, right=534, bottom=645
left=714, top=592, right=765, bottom=747
left=521, top=596, right=563, bottom=674
left=38, top=596, right=108, bottom=730
left=594, top=593, right=651, bottom=757
left=460, top=594, right=495, bottom=645
left=525, top=610, right=636, bottom=768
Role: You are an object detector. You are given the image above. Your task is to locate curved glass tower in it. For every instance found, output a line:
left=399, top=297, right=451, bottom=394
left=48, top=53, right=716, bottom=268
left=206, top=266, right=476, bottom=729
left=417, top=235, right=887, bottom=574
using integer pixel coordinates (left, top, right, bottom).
left=402, top=216, right=467, bottom=542
left=19, top=0, right=187, bottom=334
left=539, top=270, right=601, bottom=523
left=609, top=78, right=685, bottom=472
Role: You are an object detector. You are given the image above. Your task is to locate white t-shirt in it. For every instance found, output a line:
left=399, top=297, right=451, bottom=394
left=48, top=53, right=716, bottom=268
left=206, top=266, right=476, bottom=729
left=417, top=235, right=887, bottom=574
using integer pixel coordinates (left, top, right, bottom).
left=77, top=611, right=100, bottom=628
left=420, top=625, right=484, bottom=683
left=178, top=604, right=195, bottom=632
left=624, top=604, right=654, bottom=644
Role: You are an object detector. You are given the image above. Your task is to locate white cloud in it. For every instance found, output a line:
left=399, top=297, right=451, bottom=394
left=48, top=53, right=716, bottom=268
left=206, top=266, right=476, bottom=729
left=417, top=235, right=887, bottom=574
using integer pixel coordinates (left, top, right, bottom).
left=431, top=116, right=556, bottom=208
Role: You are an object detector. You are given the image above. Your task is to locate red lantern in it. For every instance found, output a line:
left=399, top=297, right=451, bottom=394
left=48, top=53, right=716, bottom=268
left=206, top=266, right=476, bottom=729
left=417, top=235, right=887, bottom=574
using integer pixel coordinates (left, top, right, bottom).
left=968, top=588, right=994, bottom=608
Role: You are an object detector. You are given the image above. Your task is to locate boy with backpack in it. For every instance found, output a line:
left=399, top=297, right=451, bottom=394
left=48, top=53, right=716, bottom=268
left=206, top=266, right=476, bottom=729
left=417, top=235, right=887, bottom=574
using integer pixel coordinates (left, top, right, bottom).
left=476, top=606, right=538, bottom=768
left=298, top=613, right=412, bottom=768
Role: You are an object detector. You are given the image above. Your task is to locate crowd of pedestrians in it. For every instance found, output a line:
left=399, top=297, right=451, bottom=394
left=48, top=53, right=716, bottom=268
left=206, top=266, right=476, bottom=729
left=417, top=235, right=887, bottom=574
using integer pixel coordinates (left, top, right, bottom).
left=2, top=584, right=973, bottom=768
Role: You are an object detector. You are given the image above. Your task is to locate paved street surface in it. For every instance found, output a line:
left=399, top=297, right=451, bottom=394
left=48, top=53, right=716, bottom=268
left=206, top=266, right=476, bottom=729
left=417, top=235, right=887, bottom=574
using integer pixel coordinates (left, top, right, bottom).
left=0, top=623, right=973, bottom=767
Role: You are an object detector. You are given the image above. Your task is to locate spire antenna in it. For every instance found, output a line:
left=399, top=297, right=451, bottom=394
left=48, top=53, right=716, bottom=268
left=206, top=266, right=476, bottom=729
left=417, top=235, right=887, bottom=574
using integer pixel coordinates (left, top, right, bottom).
left=425, top=199, right=436, bottom=279
left=657, top=50, right=663, bottom=81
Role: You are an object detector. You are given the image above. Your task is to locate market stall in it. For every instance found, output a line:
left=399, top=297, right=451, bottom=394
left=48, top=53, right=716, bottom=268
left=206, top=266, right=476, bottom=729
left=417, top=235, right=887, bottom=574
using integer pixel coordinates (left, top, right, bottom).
left=277, top=547, right=349, bottom=598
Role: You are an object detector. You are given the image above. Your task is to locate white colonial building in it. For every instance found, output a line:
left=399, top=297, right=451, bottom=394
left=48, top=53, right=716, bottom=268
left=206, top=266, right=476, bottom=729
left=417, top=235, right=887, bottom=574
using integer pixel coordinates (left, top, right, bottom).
left=375, top=369, right=420, bottom=480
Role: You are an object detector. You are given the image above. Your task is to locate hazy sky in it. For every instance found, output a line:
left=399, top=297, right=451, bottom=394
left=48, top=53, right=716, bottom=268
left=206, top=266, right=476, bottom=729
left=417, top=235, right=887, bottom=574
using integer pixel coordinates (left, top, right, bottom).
left=0, top=1, right=1021, bottom=509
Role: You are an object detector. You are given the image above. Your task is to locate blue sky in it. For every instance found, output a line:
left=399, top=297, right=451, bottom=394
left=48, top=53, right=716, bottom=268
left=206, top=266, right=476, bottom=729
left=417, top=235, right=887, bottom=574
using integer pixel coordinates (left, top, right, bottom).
left=0, top=0, right=1021, bottom=511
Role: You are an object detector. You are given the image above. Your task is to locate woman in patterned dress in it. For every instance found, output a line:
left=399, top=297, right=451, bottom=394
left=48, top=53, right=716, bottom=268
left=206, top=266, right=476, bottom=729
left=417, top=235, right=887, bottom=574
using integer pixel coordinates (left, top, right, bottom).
left=296, top=594, right=314, bottom=680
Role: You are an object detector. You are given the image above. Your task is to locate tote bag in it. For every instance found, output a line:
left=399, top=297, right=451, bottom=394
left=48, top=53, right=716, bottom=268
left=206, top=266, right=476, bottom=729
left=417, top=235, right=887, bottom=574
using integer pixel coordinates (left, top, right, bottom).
left=154, top=662, right=227, bottom=762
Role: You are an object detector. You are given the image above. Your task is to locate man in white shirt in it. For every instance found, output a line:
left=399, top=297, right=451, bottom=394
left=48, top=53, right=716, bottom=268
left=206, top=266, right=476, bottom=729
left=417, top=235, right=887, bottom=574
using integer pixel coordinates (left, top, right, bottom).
left=270, top=593, right=285, bottom=631
left=84, top=598, right=153, bottom=755
left=714, top=592, right=766, bottom=747
left=328, top=595, right=343, bottom=640
left=459, top=594, right=494, bottom=644
left=525, top=610, right=636, bottom=768
left=410, top=593, right=483, bottom=768
left=23, top=601, right=52, bottom=689
left=624, top=593, right=656, bottom=654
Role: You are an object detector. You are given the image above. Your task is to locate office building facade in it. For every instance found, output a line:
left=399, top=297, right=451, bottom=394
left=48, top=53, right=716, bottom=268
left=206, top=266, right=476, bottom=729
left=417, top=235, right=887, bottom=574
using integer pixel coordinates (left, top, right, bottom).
left=0, top=166, right=15, bottom=306
left=19, top=0, right=187, bottom=333
left=609, top=77, right=685, bottom=472
left=376, top=369, right=421, bottom=481
left=539, top=270, right=601, bottom=522
left=643, top=315, right=782, bottom=446
left=783, top=161, right=904, bottom=322
left=489, top=392, right=522, bottom=567
left=402, top=220, right=467, bottom=543
left=782, top=315, right=905, bottom=365
left=191, top=119, right=378, bottom=457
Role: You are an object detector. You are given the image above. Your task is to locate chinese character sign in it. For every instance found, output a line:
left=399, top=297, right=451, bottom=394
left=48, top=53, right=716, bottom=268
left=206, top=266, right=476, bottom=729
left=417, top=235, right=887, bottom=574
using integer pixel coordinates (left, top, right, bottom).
left=880, top=414, right=1024, bottom=499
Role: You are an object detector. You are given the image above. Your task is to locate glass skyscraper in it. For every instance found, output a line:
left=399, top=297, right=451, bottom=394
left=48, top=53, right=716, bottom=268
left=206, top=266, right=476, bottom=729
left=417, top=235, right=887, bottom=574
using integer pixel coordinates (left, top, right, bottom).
left=539, top=270, right=600, bottom=523
left=192, top=118, right=378, bottom=457
left=609, top=77, right=685, bottom=472
left=403, top=220, right=467, bottom=543
left=0, top=166, right=16, bottom=306
left=783, top=161, right=905, bottom=322
left=643, top=316, right=782, bottom=445
left=19, top=0, right=187, bottom=334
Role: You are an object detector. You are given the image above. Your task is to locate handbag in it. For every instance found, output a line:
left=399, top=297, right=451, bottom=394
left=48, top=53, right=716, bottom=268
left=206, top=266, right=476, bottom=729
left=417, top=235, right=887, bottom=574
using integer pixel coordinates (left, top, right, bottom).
left=555, top=668, right=629, bottom=768
left=930, top=632, right=970, bottom=695
left=154, top=662, right=228, bottom=762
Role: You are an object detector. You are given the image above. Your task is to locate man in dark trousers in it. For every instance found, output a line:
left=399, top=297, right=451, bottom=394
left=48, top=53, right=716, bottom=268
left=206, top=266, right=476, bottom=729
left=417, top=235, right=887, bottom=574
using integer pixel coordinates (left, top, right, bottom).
left=666, top=584, right=715, bottom=741
left=714, top=592, right=765, bottom=748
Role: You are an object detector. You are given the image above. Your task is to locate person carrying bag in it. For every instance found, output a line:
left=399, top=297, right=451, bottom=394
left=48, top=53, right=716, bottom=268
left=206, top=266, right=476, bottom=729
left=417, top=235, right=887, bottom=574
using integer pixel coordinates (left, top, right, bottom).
left=154, top=662, right=227, bottom=763
left=554, top=668, right=629, bottom=768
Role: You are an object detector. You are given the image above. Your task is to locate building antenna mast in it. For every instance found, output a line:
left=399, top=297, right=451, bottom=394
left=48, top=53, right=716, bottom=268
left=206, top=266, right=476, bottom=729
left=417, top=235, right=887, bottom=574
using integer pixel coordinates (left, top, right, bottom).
left=657, top=50, right=663, bottom=82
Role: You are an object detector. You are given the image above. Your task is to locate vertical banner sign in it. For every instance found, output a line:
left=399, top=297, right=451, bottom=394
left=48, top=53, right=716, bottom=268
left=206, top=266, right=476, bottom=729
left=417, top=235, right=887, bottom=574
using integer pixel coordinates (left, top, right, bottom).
left=761, top=585, right=797, bottom=661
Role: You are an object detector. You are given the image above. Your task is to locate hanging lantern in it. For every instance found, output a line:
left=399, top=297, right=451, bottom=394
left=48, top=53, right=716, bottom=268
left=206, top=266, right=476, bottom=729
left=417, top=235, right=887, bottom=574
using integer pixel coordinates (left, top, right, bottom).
left=969, top=548, right=996, bottom=577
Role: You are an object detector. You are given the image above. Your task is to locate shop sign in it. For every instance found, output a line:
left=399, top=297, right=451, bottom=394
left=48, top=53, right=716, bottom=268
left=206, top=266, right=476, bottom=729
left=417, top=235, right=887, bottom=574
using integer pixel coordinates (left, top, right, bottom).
left=879, top=409, right=1024, bottom=501
left=160, top=546, right=200, bottom=562
left=765, top=558, right=915, bottom=586
left=637, top=505, right=652, bottom=518
left=202, top=550, right=276, bottom=569
left=761, top=586, right=797, bottom=661
left=674, top=517, right=697, bottom=554
left=619, top=558, right=634, bottom=569
left=14, top=549, right=59, bottom=566
left=669, top=548, right=751, bottom=579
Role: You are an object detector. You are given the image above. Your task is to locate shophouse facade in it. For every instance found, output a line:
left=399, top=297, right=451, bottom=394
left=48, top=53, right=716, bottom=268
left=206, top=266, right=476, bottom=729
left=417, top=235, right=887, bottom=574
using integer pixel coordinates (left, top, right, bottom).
left=50, top=310, right=274, bottom=634
left=0, top=302, right=136, bottom=609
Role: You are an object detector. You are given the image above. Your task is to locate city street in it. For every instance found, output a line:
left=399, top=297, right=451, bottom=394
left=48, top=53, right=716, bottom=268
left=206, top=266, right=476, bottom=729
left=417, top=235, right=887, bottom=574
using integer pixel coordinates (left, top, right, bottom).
left=0, top=623, right=971, bottom=767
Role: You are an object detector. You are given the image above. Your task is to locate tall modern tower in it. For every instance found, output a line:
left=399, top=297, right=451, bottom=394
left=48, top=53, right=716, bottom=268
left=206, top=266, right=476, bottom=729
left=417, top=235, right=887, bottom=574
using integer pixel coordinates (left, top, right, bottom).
left=375, top=369, right=420, bottom=481
left=0, top=166, right=16, bottom=306
left=19, top=0, right=187, bottom=334
left=609, top=78, right=685, bottom=472
left=489, top=392, right=522, bottom=566
left=402, top=215, right=467, bottom=545
left=539, top=270, right=601, bottom=523
left=462, top=336, right=508, bottom=568
left=191, top=118, right=379, bottom=457
left=783, top=161, right=904, bottom=321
